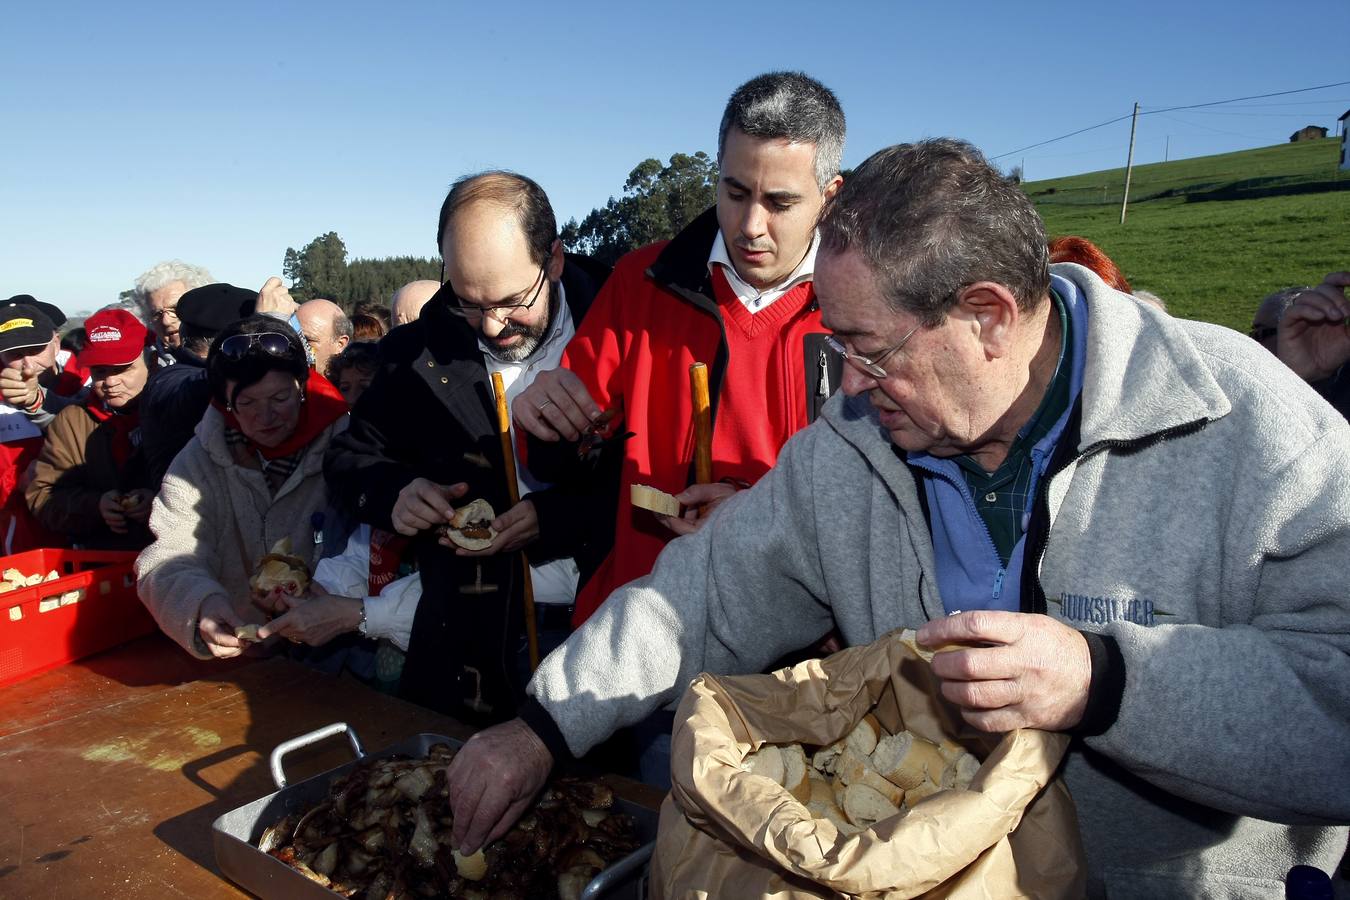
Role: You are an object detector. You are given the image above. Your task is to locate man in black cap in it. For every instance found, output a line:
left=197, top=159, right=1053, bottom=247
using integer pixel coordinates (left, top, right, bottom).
left=0, top=298, right=88, bottom=431
left=0, top=299, right=84, bottom=552
left=139, top=283, right=256, bottom=489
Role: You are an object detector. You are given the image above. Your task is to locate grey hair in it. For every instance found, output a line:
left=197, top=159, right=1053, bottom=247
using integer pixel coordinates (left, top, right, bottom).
left=717, top=72, right=845, bottom=192
left=818, top=138, right=1050, bottom=326
left=132, top=260, right=213, bottom=317
left=333, top=308, right=353, bottom=342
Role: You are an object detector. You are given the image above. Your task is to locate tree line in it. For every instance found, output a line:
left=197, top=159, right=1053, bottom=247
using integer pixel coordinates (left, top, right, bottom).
left=284, top=152, right=720, bottom=310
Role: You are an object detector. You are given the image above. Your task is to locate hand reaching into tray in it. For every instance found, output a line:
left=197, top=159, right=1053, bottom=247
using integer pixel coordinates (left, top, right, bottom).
left=445, top=717, right=554, bottom=854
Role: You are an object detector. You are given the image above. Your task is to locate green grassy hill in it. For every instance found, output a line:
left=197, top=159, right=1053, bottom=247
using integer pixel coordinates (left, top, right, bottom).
left=1024, top=137, right=1348, bottom=332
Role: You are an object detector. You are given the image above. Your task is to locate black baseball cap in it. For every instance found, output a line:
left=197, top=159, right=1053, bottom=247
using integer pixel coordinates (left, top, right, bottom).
left=0, top=304, right=58, bottom=356
left=176, top=283, right=257, bottom=333
left=2, top=294, right=67, bottom=329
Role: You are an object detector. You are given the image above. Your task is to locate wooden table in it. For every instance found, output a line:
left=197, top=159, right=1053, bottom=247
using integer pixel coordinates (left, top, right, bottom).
left=0, top=633, right=662, bottom=898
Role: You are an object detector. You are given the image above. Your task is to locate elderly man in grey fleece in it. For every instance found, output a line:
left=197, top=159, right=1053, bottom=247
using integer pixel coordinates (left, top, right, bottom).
left=445, top=139, right=1350, bottom=897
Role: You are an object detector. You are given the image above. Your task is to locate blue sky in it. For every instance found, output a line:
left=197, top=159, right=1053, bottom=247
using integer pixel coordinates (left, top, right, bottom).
left=3, top=0, right=1347, bottom=313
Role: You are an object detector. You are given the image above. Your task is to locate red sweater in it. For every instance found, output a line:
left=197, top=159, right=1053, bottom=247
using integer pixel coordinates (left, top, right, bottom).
left=563, top=241, right=826, bottom=626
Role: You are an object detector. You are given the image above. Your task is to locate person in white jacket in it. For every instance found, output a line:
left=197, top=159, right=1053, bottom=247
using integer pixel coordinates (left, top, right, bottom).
left=136, top=316, right=348, bottom=659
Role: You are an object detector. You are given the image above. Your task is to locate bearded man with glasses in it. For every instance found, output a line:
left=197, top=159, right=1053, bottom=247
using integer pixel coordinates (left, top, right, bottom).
left=324, top=170, right=616, bottom=723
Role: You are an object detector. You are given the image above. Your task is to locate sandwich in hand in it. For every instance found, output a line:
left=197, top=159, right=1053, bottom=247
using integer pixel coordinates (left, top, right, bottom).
left=250, top=536, right=312, bottom=599
left=438, top=499, right=498, bottom=550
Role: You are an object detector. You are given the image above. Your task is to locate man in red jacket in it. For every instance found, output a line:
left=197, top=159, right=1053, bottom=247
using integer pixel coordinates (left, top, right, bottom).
left=514, top=71, right=846, bottom=629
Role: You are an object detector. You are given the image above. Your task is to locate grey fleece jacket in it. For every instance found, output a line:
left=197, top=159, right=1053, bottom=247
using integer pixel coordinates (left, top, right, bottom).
left=530, top=263, right=1350, bottom=897
left=136, top=406, right=341, bottom=658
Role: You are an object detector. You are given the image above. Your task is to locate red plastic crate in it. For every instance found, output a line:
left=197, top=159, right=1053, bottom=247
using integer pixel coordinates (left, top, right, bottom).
left=0, top=548, right=153, bottom=687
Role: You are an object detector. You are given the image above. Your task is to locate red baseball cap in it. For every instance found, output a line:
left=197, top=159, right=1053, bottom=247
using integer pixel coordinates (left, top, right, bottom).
left=79, top=309, right=149, bottom=368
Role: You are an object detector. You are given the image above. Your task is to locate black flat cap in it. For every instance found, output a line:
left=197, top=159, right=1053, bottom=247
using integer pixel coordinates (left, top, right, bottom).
left=176, top=283, right=257, bottom=333
left=2, top=294, right=67, bottom=328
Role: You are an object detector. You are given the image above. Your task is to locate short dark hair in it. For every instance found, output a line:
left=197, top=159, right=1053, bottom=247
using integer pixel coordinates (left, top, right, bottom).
left=435, top=170, right=557, bottom=266
left=60, top=327, right=87, bottom=355
left=818, top=138, right=1050, bottom=325
left=718, top=72, right=846, bottom=191
left=351, top=300, right=391, bottom=331
left=328, top=341, right=379, bottom=381
left=206, top=315, right=309, bottom=409
left=178, top=320, right=215, bottom=357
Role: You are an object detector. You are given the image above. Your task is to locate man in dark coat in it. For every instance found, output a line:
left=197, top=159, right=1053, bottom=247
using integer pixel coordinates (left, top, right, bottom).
left=324, top=171, right=616, bottom=722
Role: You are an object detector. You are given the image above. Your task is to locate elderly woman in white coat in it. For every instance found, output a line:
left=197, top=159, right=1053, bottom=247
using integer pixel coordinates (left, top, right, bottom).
left=137, top=315, right=349, bottom=659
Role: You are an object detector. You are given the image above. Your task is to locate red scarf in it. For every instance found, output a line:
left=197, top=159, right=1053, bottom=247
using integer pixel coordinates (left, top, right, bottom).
left=213, top=369, right=348, bottom=460
left=85, top=398, right=141, bottom=469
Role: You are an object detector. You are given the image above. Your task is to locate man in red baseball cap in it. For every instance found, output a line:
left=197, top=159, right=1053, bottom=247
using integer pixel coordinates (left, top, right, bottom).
left=25, top=308, right=156, bottom=549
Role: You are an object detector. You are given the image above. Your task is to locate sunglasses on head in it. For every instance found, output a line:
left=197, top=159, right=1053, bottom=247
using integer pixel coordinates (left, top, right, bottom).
left=218, top=332, right=296, bottom=361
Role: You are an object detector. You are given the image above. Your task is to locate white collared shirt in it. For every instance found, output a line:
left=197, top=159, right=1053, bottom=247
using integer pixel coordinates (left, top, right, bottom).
left=708, top=230, right=819, bottom=313
left=479, top=283, right=579, bottom=606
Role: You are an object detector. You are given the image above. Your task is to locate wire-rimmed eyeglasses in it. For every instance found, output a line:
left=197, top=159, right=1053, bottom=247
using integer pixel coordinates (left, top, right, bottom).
left=444, top=262, right=548, bottom=320
left=824, top=323, right=922, bottom=379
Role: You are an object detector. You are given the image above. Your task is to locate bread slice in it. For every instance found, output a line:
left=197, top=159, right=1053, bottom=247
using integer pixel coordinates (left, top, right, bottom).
left=939, top=751, right=982, bottom=790
left=835, top=748, right=904, bottom=807
left=811, top=741, right=844, bottom=776
left=630, top=483, right=680, bottom=516
left=872, top=731, right=947, bottom=791
left=897, top=627, right=968, bottom=662
left=808, top=796, right=862, bottom=834
left=781, top=744, right=811, bottom=802
left=905, top=779, right=944, bottom=805
left=741, top=746, right=786, bottom=786
left=844, top=715, right=882, bottom=757
left=453, top=849, right=487, bottom=881
left=938, top=738, right=967, bottom=761
left=841, top=783, right=902, bottom=829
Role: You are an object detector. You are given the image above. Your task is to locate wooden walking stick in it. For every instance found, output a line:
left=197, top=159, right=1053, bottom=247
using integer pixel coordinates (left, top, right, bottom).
left=491, top=371, right=540, bottom=671
left=689, top=362, right=713, bottom=485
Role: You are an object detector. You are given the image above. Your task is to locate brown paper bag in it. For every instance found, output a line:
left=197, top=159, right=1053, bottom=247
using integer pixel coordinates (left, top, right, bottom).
left=650, top=629, right=1085, bottom=899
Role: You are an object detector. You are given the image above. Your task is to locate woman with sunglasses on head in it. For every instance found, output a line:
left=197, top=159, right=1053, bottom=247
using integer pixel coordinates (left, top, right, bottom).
left=137, top=315, right=351, bottom=660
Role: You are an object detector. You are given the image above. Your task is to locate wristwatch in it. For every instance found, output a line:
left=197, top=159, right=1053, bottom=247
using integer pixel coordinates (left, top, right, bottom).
left=356, top=599, right=369, bottom=637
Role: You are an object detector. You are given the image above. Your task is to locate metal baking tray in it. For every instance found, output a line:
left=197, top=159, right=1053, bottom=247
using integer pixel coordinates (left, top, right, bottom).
left=212, top=722, right=657, bottom=899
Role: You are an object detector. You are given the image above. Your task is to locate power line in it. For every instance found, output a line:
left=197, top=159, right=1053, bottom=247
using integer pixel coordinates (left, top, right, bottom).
left=1141, top=81, right=1350, bottom=116
left=990, top=114, right=1134, bottom=160
left=991, top=80, right=1350, bottom=160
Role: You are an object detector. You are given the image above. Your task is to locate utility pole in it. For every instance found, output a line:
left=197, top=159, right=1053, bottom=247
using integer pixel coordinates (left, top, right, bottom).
left=1165, top=135, right=1170, bottom=162
left=1120, top=102, right=1140, bottom=225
